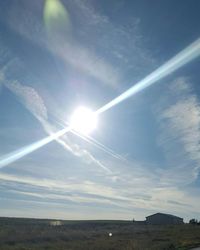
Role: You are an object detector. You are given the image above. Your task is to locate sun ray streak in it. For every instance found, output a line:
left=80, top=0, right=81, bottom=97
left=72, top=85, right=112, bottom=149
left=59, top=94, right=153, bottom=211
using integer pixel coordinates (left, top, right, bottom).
left=96, top=38, right=200, bottom=114
left=1, top=38, right=200, bottom=170
left=0, top=127, right=70, bottom=169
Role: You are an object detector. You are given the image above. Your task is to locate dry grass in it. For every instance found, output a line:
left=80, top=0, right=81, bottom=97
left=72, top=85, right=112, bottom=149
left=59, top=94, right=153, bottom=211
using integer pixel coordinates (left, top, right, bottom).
left=0, top=218, right=200, bottom=250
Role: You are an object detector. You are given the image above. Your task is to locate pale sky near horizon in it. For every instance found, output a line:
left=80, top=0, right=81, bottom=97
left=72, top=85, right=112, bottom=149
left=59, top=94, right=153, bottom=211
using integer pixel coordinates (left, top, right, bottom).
left=1, top=0, right=200, bottom=221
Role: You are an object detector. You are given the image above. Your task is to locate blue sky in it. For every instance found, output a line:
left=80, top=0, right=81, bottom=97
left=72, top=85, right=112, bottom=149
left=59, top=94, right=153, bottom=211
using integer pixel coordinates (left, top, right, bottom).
left=1, top=0, right=200, bottom=221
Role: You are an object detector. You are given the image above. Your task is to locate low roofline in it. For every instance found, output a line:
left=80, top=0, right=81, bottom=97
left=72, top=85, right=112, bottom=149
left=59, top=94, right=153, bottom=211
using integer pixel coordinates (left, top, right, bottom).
left=146, top=213, right=183, bottom=220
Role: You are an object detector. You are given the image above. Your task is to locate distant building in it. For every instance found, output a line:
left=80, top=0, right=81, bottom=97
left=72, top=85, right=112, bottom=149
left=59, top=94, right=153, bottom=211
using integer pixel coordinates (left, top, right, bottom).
left=50, top=220, right=62, bottom=226
left=146, top=213, right=184, bottom=225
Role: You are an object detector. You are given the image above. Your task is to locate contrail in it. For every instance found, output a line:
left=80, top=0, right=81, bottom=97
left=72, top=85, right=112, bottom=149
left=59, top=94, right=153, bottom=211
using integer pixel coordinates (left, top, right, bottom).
left=0, top=127, right=70, bottom=169
left=53, top=118, right=126, bottom=161
left=71, top=129, right=126, bottom=162
left=96, top=38, right=200, bottom=114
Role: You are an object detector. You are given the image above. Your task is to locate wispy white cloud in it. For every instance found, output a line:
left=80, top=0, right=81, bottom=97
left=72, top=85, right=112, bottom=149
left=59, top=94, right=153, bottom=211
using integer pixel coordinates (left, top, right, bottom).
left=0, top=172, right=130, bottom=203
left=2, top=0, right=121, bottom=88
left=72, top=0, right=155, bottom=68
left=2, top=0, right=155, bottom=89
left=1, top=168, right=200, bottom=220
left=156, top=77, right=200, bottom=185
left=4, top=79, right=48, bottom=122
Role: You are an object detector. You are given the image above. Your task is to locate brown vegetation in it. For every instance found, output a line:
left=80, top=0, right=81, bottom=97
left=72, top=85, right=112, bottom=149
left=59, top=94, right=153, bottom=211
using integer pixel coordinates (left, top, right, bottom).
left=0, top=217, right=200, bottom=249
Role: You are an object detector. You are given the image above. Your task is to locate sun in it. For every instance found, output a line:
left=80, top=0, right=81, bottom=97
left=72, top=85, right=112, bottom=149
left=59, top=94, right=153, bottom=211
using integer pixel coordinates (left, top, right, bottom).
left=70, top=106, right=98, bottom=135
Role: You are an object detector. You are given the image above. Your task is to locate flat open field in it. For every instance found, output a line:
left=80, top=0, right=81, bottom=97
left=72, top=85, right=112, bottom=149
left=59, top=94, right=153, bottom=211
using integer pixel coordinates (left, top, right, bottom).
left=0, top=217, right=200, bottom=250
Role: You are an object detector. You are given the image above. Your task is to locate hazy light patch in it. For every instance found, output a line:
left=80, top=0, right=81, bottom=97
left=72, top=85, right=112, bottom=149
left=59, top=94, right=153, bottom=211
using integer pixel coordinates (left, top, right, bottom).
left=43, top=0, right=70, bottom=33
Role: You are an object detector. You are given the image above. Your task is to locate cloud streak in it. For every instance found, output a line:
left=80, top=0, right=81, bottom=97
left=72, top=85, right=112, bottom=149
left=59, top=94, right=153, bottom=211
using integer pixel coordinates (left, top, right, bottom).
left=156, top=77, right=200, bottom=185
left=1, top=167, right=200, bottom=220
left=2, top=0, right=121, bottom=88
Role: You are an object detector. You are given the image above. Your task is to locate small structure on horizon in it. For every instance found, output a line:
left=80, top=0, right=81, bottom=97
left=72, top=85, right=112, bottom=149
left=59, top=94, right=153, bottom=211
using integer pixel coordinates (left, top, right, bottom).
left=146, top=213, right=184, bottom=225
left=133, top=213, right=184, bottom=225
left=50, top=220, right=62, bottom=226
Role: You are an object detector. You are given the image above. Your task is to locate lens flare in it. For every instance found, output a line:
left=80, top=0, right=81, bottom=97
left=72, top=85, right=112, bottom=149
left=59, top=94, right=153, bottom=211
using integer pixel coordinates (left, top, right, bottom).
left=96, top=38, right=200, bottom=114
left=1, top=38, right=200, bottom=169
left=0, top=127, right=70, bottom=169
left=44, top=0, right=70, bottom=33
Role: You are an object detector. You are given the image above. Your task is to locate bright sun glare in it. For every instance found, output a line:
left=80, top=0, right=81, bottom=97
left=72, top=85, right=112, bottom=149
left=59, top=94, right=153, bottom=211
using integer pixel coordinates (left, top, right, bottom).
left=70, top=106, right=98, bottom=135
